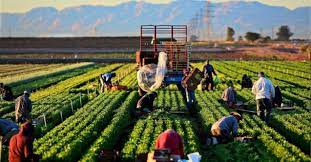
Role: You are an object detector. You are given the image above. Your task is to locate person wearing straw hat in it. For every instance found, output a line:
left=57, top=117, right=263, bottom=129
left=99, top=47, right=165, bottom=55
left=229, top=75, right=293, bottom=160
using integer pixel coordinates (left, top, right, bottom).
left=15, top=91, right=32, bottom=124
left=210, top=112, right=242, bottom=144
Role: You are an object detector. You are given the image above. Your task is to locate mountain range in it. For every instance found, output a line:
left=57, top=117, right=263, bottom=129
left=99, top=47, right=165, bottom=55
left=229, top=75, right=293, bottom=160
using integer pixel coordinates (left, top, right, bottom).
left=0, top=0, right=310, bottom=39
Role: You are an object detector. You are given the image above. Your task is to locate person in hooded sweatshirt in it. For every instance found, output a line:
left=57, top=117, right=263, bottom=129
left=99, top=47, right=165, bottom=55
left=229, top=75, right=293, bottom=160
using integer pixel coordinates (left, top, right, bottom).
left=9, top=122, right=40, bottom=162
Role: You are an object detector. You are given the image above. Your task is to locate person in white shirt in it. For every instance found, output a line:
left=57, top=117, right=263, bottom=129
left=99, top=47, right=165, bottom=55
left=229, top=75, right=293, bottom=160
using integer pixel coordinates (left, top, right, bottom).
left=252, top=72, right=275, bottom=123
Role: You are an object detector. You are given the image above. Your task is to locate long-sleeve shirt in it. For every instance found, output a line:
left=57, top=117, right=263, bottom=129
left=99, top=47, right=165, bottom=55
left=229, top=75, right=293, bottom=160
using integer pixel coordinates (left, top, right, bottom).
left=9, top=123, right=34, bottom=162
left=15, top=95, right=32, bottom=121
left=155, top=130, right=184, bottom=157
left=222, top=87, right=237, bottom=103
left=0, top=119, right=19, bottom=136
left=136, top=92, right=157, bottom=109
left=202, top=64, right=216, bottom=79
left=101, top=73, right=113, bottom=83
left=211, top=115, right=239, bottom=136
left=252, top=77, right=275, bottom=100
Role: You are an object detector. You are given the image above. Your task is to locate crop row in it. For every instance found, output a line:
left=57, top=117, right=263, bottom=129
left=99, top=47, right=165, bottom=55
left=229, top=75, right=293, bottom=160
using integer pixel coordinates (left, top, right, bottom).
left=0, top=64, right=36, bottom=73
left=269, top=113, right=311, bottom=153
left=223, top=61, right=310, bottom=91
left=0, top=100, right=15, bottom=116
left=154, top=90, right=187, bottom=111
left=0, top=64, right=62, bottom=77
left=196, top=91, right=310, bottom=161
left=1, top=92, right=88, bottom=135
left=260, top=62, right=310, bottom=79
left=30, top=63, right=121, bottom=101
left=262, top=61, right=311, bottom=75
left=196, top=61, right=311, bottom=156
left=238, top=61, right=310, bottom=88
left=34, top=91, right=128, bottom=161
left=3, top=63, right=94, bottom=85
left=79, top=91, right=139, bottom=162
left=11, top=64, right=96, bottom=96
left=121, top=112, right=200, bottom=161
left=112, top=63, right=136, bottom=84
left=118, top=70, right=138, bottom=88
left=205, top=61, right=310, bottom=108
left=34, top=93, right=118, bottom=151
left=75, top=63, right=136, bottom=93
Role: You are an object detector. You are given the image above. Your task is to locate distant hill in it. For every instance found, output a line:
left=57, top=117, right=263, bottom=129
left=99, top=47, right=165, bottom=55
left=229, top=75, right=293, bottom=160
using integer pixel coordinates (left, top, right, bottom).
left=0, top=0, right=310, bottom=39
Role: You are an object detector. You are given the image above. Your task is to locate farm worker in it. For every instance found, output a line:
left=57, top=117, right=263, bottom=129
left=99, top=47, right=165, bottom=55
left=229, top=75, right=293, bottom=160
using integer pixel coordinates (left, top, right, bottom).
left=9, top=122, right=40, bottom=162
left=273, top=86, right=282, bottom=107
left=210, top=112, right=242, bottom=144
left=155, top=129, right=184, bottom=159
left=0, top=119, right=19, bottom=144
left=181, top=69, right=196, bottom=112
left=99, top=72, right=116, bottom=93
left=201, top=59, right=217, bottom=91
left=15, top=91, right=32, bottom=124
left=136, top=92, right=157, bottom=113
left=0, top=83, right=14, bottom=101
left=241, top=74, right=253, bottom=89
left=221, top=80, right=237, bottom=108
left=252, top=72, right=275, bottom=123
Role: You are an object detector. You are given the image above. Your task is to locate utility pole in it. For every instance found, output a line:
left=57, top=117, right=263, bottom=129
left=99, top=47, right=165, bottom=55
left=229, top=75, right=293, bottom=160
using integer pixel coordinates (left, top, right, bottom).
left=198, top=8, right=204, bottom=41
left=271, top=27, right=274, bottom=40
left=194, top=13, right=199, bottom=40
left=204, top=1, right=213, bottom=41
left=188, top=0, right=214, bottom=41
left=260, top=28, right=263, bottom=36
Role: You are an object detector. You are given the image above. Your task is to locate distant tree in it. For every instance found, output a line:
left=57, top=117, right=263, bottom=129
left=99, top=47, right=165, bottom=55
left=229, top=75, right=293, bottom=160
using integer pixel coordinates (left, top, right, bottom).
left=238, top=36, right=243, bottom=41
left=276, top=25, right=293, bottom=41
left=245, top=32, right=261, bottom=42
left=226, top=27, right=235, bottom=41
left=263, top=36, right=271, bottom=42
left=190, top=35, right=198, bottom=41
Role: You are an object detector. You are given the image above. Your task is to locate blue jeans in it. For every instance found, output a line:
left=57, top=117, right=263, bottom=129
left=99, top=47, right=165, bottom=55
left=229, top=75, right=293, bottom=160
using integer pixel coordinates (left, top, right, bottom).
left=256, top=98, right=272, bottom=123
left=185, top=89, right=196, bottom=109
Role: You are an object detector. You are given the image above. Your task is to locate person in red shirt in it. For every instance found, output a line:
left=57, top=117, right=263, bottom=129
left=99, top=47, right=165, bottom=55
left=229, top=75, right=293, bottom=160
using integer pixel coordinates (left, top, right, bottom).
left=9, top=122, right=40, bottom=162
left=155, top=129, right=184, bottom=158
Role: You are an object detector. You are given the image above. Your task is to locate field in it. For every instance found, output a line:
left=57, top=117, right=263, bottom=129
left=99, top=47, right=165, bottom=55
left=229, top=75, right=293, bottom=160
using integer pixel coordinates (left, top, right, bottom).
left=0, top=61, right=310, bottom=162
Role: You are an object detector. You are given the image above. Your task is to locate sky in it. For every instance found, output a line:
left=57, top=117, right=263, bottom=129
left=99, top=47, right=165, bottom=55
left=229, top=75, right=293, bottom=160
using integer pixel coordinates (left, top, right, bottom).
left=1, top=0, right=310, bottom=13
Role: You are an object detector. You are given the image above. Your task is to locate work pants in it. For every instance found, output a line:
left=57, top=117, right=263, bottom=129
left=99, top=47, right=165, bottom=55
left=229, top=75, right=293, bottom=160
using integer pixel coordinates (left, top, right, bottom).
left=211, top=128, right=231, bottom=144
left=201, top=77, right=214, bottom=91
left=256, top=98, right=272, bottom=123
left=185, top=88, right=196, bottom=111
left=99, top=76, right=105, bottom=93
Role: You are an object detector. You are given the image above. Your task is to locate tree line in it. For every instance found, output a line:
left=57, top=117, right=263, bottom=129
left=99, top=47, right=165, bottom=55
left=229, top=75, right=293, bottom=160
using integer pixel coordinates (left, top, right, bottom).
left=226, top=25, right=293, bottom=42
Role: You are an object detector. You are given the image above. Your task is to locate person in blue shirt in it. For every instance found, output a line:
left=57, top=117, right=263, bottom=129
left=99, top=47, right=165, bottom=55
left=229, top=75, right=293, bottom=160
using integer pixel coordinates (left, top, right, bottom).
left=210, top=112, right=242, bottom=144
left=201, top=60, right=217, bottom=91
left=0, top=118, right=19, bottom=145
left=99, top=72, right=116, bottom=93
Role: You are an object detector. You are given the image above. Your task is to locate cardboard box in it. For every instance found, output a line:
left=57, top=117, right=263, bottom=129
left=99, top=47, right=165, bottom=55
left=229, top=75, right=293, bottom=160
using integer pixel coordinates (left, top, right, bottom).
left=182, top=68, right=203, bottom=90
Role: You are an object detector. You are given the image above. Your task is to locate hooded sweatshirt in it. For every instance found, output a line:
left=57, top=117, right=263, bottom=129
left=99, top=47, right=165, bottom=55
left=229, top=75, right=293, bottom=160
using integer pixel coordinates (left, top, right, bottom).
left=9, top=122, right=34, bottom=162
left=155, top=129, right=184, bottom=157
